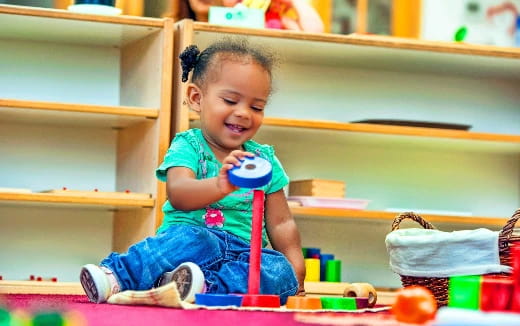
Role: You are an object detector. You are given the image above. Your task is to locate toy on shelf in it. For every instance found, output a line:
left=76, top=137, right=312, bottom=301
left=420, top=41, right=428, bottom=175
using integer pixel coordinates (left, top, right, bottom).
left=238, top=0, right=324, bottom=32
left=454, top=26, right=468, bottom=42
left=28, top=275, right=58, bottom=282
left=289, top=179, right=345, bottom=198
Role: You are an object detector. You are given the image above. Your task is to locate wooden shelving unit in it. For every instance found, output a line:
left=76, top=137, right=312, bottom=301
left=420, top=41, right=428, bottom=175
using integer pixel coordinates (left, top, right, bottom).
left=0, top=5, right=173, bottom=287
left=174, top=20, right=520, bottom=289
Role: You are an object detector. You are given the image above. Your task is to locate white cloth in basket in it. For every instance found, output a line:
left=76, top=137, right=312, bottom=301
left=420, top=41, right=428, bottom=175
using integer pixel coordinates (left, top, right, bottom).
left=385, top=228, right=511, bottom=277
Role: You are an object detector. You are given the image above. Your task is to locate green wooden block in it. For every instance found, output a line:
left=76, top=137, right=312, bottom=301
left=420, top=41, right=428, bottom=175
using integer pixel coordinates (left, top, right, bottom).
left=320, top=297, right=357, bottom=310
left=208, top=6, right=265, bottom=29
left=448, top=275, right=481, bottom=309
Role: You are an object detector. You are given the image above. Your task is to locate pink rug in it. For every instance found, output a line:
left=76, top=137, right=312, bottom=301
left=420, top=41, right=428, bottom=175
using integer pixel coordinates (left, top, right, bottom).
left=2, top=294, right=396, bottom=326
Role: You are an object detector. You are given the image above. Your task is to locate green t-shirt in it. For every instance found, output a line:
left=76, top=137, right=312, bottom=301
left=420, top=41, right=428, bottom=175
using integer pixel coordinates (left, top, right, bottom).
left=156, top=128, right=289, bottom=246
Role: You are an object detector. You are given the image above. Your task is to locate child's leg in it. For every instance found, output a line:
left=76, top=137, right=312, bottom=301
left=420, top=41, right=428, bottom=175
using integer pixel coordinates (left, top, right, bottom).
left=100, top=225, right=226, bottom=291
left=202, top=234, right=299, bottom=305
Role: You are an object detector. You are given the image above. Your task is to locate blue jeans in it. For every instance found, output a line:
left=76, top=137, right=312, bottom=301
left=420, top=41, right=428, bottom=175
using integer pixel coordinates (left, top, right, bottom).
left=100, top=225, right=299, bottom=304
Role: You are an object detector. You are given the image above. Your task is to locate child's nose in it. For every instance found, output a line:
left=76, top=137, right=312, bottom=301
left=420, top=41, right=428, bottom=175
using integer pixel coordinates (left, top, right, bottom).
left=234, top=105, right=251, bottom=118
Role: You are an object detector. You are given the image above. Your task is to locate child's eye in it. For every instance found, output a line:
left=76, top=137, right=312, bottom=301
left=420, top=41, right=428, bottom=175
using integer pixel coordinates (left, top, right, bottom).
left=251, top=107, right=264, bottom=112
left=223, top=98, right=237, bottom=105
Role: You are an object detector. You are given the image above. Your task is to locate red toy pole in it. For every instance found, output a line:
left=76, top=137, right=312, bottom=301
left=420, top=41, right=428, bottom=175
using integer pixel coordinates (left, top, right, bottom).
left=248, top=189, right=264, bottom=295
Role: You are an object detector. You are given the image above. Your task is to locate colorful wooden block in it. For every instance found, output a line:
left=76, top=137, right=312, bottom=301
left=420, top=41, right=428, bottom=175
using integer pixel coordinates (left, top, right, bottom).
left=355, top=297, right=369, bottom=309
left=510, top=243, right=520, bottom=312
left=480, top=275, right=513, bottom=312
left=320, top=297, right=357, bottom=310
left=305, top=247, right=321, bottom=259
left=325, top=259, right=342, bottom=282
left=286, top=296, right=322, bottom=310
left=448, top=275, right=481, bottom=310
left=304, top=258, right=320, bottom=282
left=319, top=254, right=334, bottom=281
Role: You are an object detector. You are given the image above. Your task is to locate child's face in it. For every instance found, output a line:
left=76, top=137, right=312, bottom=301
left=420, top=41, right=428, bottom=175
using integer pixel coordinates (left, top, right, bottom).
left=193, top=58, right=271, bottom=153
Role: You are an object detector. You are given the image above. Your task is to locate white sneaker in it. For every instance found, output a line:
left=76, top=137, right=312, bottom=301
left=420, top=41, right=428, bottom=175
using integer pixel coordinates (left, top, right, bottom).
left=80, top=264, right=119, bottom=303
left=156, top=262, right=205, bottom=303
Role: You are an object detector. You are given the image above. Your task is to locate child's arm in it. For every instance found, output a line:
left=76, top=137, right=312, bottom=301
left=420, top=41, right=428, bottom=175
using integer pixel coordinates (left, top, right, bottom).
left=265, top=189, right=306, bottom=295
left=166, top=150, right=253, bottom=211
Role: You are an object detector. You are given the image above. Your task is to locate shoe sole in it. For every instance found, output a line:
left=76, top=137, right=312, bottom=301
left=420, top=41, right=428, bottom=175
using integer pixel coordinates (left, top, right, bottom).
left=80, top=264, right=110, bottom=303
left=159, top=262, right=204, bottom=303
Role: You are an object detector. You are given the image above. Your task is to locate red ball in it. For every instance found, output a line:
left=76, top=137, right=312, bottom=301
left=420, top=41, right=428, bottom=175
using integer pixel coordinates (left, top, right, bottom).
left=392, top=285, right=437, bottom=324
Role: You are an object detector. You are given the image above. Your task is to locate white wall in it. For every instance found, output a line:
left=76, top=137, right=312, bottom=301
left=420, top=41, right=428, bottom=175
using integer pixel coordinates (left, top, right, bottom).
left=421, top=0, right=520, bottom=47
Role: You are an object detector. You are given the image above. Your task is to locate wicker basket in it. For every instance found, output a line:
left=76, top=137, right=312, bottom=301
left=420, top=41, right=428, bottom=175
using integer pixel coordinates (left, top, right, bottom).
left=390, top=208, right=520, bottom=307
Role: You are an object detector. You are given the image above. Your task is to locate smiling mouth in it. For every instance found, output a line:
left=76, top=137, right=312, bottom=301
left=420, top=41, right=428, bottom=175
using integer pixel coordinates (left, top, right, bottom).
left=225, top=123, right=247, bottom=133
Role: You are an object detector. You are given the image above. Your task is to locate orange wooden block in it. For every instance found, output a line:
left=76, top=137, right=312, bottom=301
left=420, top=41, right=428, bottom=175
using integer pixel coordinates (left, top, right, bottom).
left=286, top=296, right=322, bottom=310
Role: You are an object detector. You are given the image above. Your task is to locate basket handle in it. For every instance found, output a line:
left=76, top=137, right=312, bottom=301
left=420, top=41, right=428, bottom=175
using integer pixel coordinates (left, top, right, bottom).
left=498, top=208, right=520, bottom=254
left=391, top=211, right=436, bottom=231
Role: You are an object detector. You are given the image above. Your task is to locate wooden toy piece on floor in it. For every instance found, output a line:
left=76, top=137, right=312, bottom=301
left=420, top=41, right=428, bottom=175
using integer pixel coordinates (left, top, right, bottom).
left=448, top=275, right=481, bottom=310
left=481, top=275, right=513, bottom=312
left=228, top=155, right=279, bottom=308
left=392, top=285, right=437, bottom=324
left=343, top=282, right=378, bottom=308
left=285, top=296, right=322, bottom=310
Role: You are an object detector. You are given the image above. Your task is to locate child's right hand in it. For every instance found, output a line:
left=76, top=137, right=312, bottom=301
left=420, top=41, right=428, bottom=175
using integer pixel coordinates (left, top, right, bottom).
left=218, top=150, right=255, bottom=194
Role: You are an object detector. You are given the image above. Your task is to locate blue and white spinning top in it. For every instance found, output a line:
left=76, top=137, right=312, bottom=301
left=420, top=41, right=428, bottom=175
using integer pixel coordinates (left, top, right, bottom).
left=228, top=156, right=272, bottom=188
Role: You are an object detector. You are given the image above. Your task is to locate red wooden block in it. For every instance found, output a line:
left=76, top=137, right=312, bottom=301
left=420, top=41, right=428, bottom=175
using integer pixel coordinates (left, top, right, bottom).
left=510, top=244, right=520, bottom=311
left=481, top=275, right=513, bottom=311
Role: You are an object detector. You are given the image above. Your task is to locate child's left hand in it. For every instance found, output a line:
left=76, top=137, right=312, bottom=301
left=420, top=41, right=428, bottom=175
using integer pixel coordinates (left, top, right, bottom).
left=218, top=150, right=255, bottom=194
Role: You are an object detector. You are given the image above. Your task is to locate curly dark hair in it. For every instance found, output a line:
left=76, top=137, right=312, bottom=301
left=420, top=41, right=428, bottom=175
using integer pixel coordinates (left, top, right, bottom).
left=179, top=37, right=277, bottom=90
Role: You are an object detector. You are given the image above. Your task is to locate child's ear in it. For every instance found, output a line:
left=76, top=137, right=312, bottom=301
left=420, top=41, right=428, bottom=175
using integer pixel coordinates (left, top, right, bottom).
left=186, top=83, right=202, bottom=112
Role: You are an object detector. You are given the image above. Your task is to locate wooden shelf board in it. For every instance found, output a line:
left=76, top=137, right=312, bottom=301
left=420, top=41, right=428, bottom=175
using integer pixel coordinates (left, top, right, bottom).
left=292, top=207, right=508, bottom=227
left=190, top=22, right=520, bottom=80
left=0, top=191, right=154, bottom=208
left=0, top=4, right=166, bottom=47
left=0, top=99, right=159, bottom=128
left=193, top=23, right=520, bottom=59
left=0, top=280, right=84, bottom=295
left=190, top=112, right=520, bottom=146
